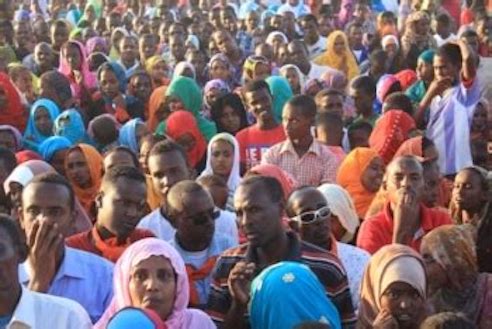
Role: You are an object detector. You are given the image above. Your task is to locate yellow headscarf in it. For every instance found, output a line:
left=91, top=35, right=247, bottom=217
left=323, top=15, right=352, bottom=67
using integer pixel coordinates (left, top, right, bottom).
left=314, top=31, right=360, bottom=81
left=145, top=55, right=166, bottom=73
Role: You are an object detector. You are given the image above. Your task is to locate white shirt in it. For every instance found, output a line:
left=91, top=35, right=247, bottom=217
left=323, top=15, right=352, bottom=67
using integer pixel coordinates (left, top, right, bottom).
left=433, top=33, right=457, bottom=47
left=7, top=287, right=92, bottom=329
left=307, top=36, right=327, bottom=60
left=138, top=208, right=239, bottom=245
left=336, top=242, right=370, bottom=312
left=307, top=62, right=337, bottom=80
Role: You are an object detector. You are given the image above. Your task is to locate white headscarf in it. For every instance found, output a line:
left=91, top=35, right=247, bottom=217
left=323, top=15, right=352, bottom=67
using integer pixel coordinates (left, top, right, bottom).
left=173, top=61, right=196, bottom=80
left=265, top=31, right=289, bottom=47
left=317, top=184, right=360, bottom=243
left=200, top=133, right=241, bottom=194
left=279, top=64, right=306, bottom=94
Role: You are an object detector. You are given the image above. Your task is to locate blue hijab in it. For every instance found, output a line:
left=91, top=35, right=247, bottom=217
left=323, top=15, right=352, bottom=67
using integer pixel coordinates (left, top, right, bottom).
left=39, top=136, right=73, bottom=162
left=23, top=99, right=60, bottom=152
left=249, top=262, right=341, bottom=329
left=54, top=109, right=92, bottom=145
left=118, top=118, right=143, bottom=154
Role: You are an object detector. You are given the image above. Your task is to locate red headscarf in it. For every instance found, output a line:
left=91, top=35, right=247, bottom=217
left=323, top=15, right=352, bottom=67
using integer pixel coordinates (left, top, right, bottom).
left=147, top=85, right=167, bottom=132
left=0, top=73, right=26, bottom=132
left=395, top=70, right=418, bottom=91
left=369, top=110, right=416, bottom=164
left=15, top=150, right=42, bottom=164
left=248, top=163, right=298, bottom=200
left=165, top=111, right=206, bottom=168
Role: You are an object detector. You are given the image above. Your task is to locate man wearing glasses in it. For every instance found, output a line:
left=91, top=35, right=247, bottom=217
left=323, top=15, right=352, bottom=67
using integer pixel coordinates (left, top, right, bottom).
left=286, top=186, right=370, bottom=311
left=167, top=180, right=237, bottom=309
left=207, top=176, right=356, bottom=329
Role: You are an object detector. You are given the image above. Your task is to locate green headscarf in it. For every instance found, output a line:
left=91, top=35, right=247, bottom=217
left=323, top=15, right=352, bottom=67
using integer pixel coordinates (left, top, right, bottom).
left=156, top=76, right=217, bottom=141
left=0, top=45, right=17, bottom=67
left=79, top=0, right=103, bottom=23
left=266, top=76, right=293, bottom=123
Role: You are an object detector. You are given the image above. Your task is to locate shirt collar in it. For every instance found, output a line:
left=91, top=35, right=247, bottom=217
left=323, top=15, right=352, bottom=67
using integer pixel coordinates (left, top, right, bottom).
left=9, top=286, right=35, bottom=328
left=279, top=138, right=321, bottom=157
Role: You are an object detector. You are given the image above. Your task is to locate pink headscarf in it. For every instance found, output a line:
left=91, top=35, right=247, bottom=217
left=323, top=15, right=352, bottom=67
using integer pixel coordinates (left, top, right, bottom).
left=58, top=40, right=98, bottom=99
left=95, top=238, right=216, bottom=329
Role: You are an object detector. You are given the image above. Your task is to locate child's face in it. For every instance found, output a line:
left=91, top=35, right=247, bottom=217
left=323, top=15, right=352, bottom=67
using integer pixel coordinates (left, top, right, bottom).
left=204, top=184, right=228, bottom=209
left=285, top=68, right=300, bottom=91
left=254, top=63, right=270, bottom=81
left=13, top=71, right=33, bottom=94
left=34, top=107, right=53, bottom=136
left=472, top=103, right=488, bottom=132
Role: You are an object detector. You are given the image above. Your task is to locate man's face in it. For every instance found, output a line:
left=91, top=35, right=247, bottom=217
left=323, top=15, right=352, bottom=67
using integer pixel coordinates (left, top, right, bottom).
left=169, top=36, right=186, bottom=62
left=433, top=54, right=458, bottom=82
left=169, top=24, right=186, bottom=39
left=148, top=151, right=190, bottom=201
left=300, top=19, right=318, bottom=41
left=287, top=43, right=308, bottom=68
left=51, top=25, right=69, bottom=51
left=120, top=38, right=137, bottom=63
left=243, top=88, right=274, bottom=124
left=0, top=131, right=16, bottom=153
left=349, top=87, right=373, bottom=115
left=139, top=38, right=157, bottom=61
left=20, top=183, right=75, bottom=238
left=286, top=189, right=330, bottom=248
left=39, top=77, right=60, bottom=106
left=220, top=9, right=236, bottom=33
left=130, top=75, right=152, bottom=101
left=282, top=104, right=312, bottom=143
left=234, top=182, right=283, bottom=247
left=213, top=31, right=236, bottom=56
left=317, top=94, right=344, bottom=117
left=348, top=26, right=363, bottom=47
left=33, top=21, right=50, bottom=43
left=14, top=22, right=30, bottom=48
left=0, top=228, right=21, bottom=299
left=246, top=12, right=259, bottom=31
left=384, top=158, right=424, bottom=205
left=98, top=178, right=147, bottom=238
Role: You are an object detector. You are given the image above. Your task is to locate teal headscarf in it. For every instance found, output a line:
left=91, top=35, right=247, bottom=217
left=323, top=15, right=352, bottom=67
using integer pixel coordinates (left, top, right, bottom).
left=418, top=49, right=435, bottom=64
left=39, top=136, right=73, bottom=162
left=23, top=99, right=60, bottom=152
left=156, top=76, right=217, bottom=141
left=119, top=118, right=143, bottom=154
left=249, top=262, right=341, bottom=329
left=266, top=76, right=293, bottom=123
left=54, top=109, right=92, bottom=145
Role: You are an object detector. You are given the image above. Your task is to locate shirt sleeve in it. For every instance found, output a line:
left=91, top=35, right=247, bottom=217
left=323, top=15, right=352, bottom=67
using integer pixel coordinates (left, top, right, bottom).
left=356, top=217, right=387, bottom=255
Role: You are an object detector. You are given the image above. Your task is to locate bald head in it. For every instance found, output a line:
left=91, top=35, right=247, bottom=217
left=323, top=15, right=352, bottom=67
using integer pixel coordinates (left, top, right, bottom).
left=166, top=180, right=213, bottom=212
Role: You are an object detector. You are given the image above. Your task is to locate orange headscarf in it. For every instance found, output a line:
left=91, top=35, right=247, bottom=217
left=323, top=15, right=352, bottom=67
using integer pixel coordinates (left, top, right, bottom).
left=165, top=111, right=206, bottom=168
left=66, top=144, right=103, bottom=213
left=336, top=147, right=379, bottom=219
left=147, top=85, right=167, bottom=132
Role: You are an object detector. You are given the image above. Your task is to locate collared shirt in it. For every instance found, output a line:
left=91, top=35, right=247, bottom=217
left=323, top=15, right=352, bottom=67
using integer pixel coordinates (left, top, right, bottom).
left=169, top=233, right=237, bottom=306
left=262, top=138, right=341, bottom=186
left=19, top=247, right=114, bottom=324
left=357, top=202, right=452, bottom=255
left=7, top=286, right=92, bottom=329
left=206, top=231, right=356, bottom=328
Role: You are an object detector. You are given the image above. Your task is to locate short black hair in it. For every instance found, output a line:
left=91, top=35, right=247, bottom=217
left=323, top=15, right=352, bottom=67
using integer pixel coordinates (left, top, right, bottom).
left=0, top=147, right=17, bottom=173
left=420, top=312, right=475, bottom=329
left=106, top=146, right=139, bottom=167
left=25, top=172, right=75, bottom=210
left=435, top=12, right=452, bottom=25
left=379, top=10, right=396, bottom=22
left=318, top=4, right=333, bottom=17
left=40, top=71, right=72, bottom=104
left=149, top=140, right=188, bottom=165
left=460, top=29, right=479, bottom=39
left=383, top=92, right=414, bottom=116
left=299, top=14, right=318, bottom=25
left=346, top=21, right=363, bottom=32
left=243, top=79, right=271, bottom=96
left=315, top=88, right=345, bottom=102
left=102, top=165, right=146, bottom=188
left=196, top=174, right=228, bottom=189
left=286, top=95, right=317, bottom=118
left=436, top=43, right=462, bottom=67
left=0, top=214, right=28, bottom=262
left=239, top=176, right=283, bottom=203
left=350, top=75, right=376, bottom=96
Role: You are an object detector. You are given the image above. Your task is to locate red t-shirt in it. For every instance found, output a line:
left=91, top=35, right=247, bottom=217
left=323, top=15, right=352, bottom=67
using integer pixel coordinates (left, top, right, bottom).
left=356, top=202, right=452, bottom=254
left=235, top=124, right=286, bottom=171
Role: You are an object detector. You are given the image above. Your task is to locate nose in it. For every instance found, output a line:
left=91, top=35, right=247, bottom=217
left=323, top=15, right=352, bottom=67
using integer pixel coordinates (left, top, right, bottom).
left=146, top=274, right=160, bottom=291
left=399, top=296, right=411, bottom=310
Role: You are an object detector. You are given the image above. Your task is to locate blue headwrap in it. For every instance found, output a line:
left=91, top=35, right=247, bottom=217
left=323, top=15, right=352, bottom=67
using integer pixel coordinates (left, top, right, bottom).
left=39, top=136, right=73, bottom=162
left=249, top=262, right=341, bottom=329
left=99, top=61, right=128, bottom=93
left=107, top=308, right=160, bottom=329
left=54, top=109, right=92, bottom=145
left=118, top=118, right=143, bottom=154
left=23, top=99, right=60, bottom=152
left=418, top=49, right=436, bottom=64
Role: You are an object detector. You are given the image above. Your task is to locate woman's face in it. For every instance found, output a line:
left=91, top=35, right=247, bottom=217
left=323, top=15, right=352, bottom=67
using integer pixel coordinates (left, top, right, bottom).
left=333, top=35, right=346, bottom=56
left=130, top=75, right=152, bottom=101
left=360, top=156, right=385, bottom=193
left=139, top=139, right=154, bottom=174
left=379, top=281, right=424, bottom=329
left=175, top=132, right=196, bottom=152
left=415, top=18, right=430, bottom=36
left=135, top=123, right=150, bottom=148
left=210, top=60, right=229, bottom=81
left=452, top=169, right=485, bottom=214
left=210, top=139, right=234, bottom=177
left=64, top=44, right=82, bottom=72
left=66, top=149, right=92, bottom=188
left=166, top=96, right=185, bottom=113
left=51, top=149, right=69, bottom=176
left=129, top=255, right=176, bottom=322
left=14, top=71, right=33, bottom=95
left=416, top=58, right=434, bottom=83
left=206, top=88, right=223, bottom=107
left=99, top=69, right=120, bottom=99
left=254, top=63, right=270, bottom=80
left=285, top=68, right=300, bottom=92
left=219, top=105, right=241, bottom=134
left=472, top=103, right=488, bottom=132
left=384, top=42, right=398, bottom=59
left=151, top=61, right=169, bottom=83
left=272, top=36, right=286, bottom=53
left=420, top=245, right=448, bottom=292
left=34, top=107, right=53, bottom=136
left=0, top=131, right=16, bottom=152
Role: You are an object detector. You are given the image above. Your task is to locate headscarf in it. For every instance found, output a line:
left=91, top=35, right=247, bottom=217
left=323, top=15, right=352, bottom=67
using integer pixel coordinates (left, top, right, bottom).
left=419, top=49, right=435, bottom=64
left=0, top=73, right=27, bottom=132
left=208, top=54, right=234, bottom=84
left=165, top=111, right=207, bottom=168
left=314, top=31, right=360, bottom=81
left=199, top=133, right=241, bottom=194
left=107, top=308, right=167, bottom=329
left=185, top=35, right=200, bottom=50
left=0, top=46, right=17, bottom=67
left=369, top=110, right=416, bottom=164
left=249, top=262, right=341, bottom=329
left=279, top=64, right=306, bottom=94
left=23, top=99, right=60, bottom=152
left=203, top=79, right=230, bottom=109
left=376, top=74, right=400, bottom=103
left=94, top=238, right=216, bottom=329
left=65, top=144, right=103, bottom=213
left=15, top=150, right=42, bottom=164
left=0, top=125, right=23, bottom=151
left=317, top=184, right=360, bottom=243
left=395, top=69, right=418, bottom=91
left=118, top=118, right=144, bottom=155
left=319, top=69, right=348, bottom=91
left=265, top=76, right=293, bottom=123
left=265, top=31, right=289, bottom=46
left=381, top=34, right=399, bottom=50
left=243, top=55, right=271, bottom=82
left=358, top=244, right=426, bottom=328
left=98, top=61, right=128, bottom=93
left=86, top=36, right=109, bottom=55
left=145, top=55, right=167, bottom=74
left=173, top=62, right=196, bottom=80
left=147, top=85, right=168, bottom=132
left=401, top=11, right=436, bottom=56
left=3, top=159, right=92, bottom=235
left=161, top=77, right=217, bottom=141
left=39, top=136, right=73, bottom=162
left=336, top=147, right=380, bottom=219
left=248, top=164, right=298, bottom=200
left=260, top=10, right=275, bottom=28
left=58, top=40, right=98, bottom=98
left=54, top=109, right=90, bottom=144
left=81, top=0, right=103, bottom=21
left=394, top=136, right=434, bottom=162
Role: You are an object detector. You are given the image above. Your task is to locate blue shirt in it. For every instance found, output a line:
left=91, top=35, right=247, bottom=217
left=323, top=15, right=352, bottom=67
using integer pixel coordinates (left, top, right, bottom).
left=19, top=247, right=114, bottom=324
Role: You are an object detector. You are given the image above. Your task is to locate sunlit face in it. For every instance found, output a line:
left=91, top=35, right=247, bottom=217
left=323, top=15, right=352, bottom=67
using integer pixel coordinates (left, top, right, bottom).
left=379, top=281, right=425, bottom=329
left=210, top=139, right=234, bottom=177
left=333, top=35, right=346, bottom=56
left=284, top=68, right=300, bottom=93
left=360, top=156, right=385, bottom=193
left=210, top=60, right=229, bottom=81
left=63, top=43, right=82, bottom=72
left=99, top=69, right=120, bottom=99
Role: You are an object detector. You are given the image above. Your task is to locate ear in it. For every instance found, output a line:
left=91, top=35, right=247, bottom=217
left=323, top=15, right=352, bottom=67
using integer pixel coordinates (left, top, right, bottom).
left=17, top=206, right=26, bottom=231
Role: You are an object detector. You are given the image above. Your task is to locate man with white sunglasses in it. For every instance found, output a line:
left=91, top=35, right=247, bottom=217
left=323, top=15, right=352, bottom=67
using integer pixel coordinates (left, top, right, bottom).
left=286, top=186, right=370, bottom=311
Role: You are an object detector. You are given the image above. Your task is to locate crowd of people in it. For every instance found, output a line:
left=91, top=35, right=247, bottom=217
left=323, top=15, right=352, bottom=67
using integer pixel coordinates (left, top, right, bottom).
left=0, top=0, right=492, bottom=328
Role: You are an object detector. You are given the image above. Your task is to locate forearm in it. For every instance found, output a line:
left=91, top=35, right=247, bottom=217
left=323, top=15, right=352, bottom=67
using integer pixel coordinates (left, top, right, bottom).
left=222, top=301, right=248, bottom=329
left=27, top=276, right=51, bottom=293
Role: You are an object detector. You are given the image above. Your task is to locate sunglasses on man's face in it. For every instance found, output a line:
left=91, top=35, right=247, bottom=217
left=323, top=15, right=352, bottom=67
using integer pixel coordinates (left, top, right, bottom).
left=289, top=206, right=331, bottom=225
